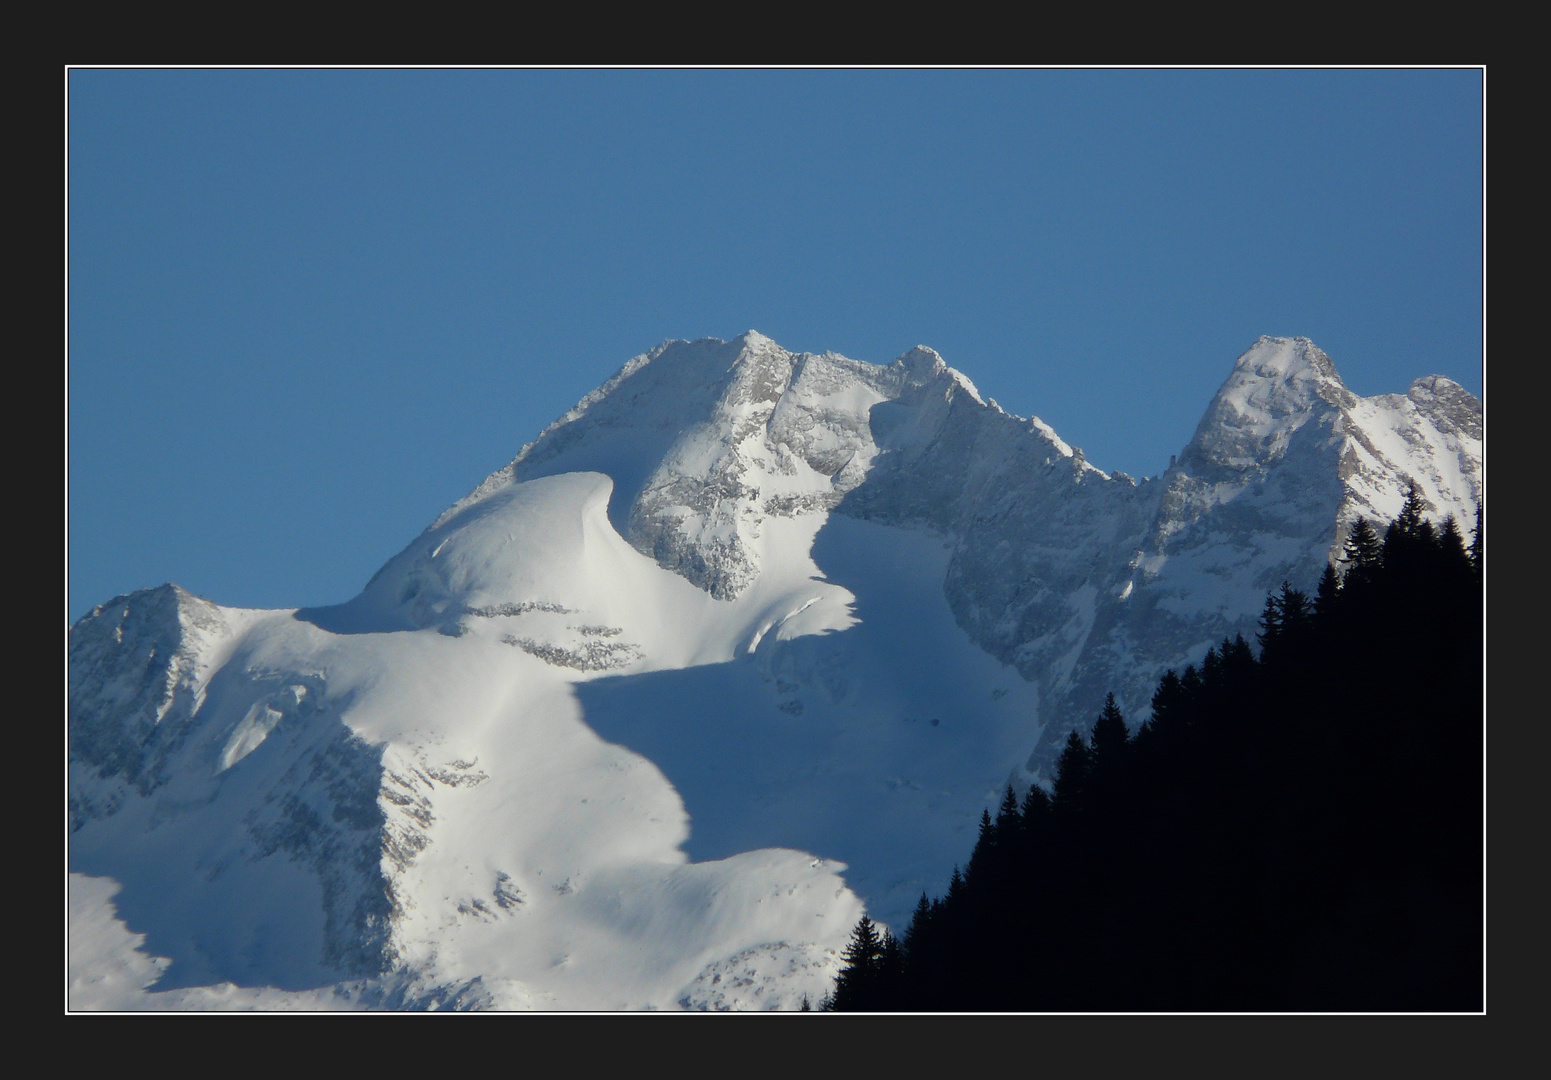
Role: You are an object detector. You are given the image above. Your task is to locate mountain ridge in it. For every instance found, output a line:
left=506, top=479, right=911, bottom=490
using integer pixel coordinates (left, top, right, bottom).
left=68, top=332, right=1482, bottom=1010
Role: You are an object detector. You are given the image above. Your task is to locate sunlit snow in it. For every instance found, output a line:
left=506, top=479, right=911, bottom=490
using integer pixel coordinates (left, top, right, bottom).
left=68, top=332, right=1482, bottom=1010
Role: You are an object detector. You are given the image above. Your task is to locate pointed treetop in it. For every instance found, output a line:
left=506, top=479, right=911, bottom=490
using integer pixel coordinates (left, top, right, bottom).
left=1394, top=480, right=1427, bottom=534
left=1342, top=517, right=1383, bottom=571
left=997, top=784, right=1020, bottom=825
left=1440, top=515, right=1472, bottom=576
left=1257, top=592, right=1283, bottom=649
left=1224, top=633, right=1257, bottom=670
left=1021, top=781, right=1052, bottom=818
left=946, top=865, right=965, bottom=901
left=841, top=913, right=881, bottom=967
left=1054, top=729, right=1093, bottom=805
left=1316, top=562, right=1341, bottom=613
left=1278, top=582, right=1310, bottom=630
left=1201, top=644, right=1222, bottom=680
left=1179, top=664, right=1204, bottom=696
left=1091, top=692, right=1129, bottom=759
left=1471, top=501, right=1484, bottom=576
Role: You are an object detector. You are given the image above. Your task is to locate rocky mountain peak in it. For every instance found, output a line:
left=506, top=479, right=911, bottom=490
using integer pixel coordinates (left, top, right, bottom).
left=1406, top=374, right=1484, bottom=442
left=1180, top=337, right=1353, bottom=475
left=1233, top=335, right=1341, bottom=380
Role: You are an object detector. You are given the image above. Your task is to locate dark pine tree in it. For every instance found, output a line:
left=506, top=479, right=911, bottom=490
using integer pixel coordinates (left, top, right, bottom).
left=1256, top=592, right=1283, bottom=654
left=903, top=892, right=933, bottom=953
left=1470, top=501, right=1483, bottom=578
left=1315, top=562, right=1342, bottom=615
left=996, top=784, right=1020, bottom=828
left=966, top=809, right=995, bottom=879
left=1144, top=669, right=1187, bottom=743
left=1276, top=583, right=1311, bottom=637
left=878, top=929, right=904, bottom=998
left=1342, top=517, right=1384, bottom=578
left=1382, top=482, right=1435, bottom=575
left=944, top=864, right=965, bottom=904
left=1090, top=693, right=1128, bottom=765
left=1020, top=780, right=1052, bottom=821
left=827, top=914, right=883, bottom=1010
left=1053, top=729, right=1092, bottom=809
left=1439, top=515, right=1473, bottom=579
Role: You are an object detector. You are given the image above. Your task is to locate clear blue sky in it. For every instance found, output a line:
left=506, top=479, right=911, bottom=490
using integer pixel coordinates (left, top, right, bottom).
left=68, top=68, right=1484, bottom=623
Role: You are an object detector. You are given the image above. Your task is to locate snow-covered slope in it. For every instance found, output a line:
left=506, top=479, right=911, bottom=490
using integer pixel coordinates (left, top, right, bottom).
left=68, top=332, right=1482, bottom=1010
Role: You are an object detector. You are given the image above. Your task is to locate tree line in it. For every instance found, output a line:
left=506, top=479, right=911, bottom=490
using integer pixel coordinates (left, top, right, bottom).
left=823, top=489, right=1483, bottom=1011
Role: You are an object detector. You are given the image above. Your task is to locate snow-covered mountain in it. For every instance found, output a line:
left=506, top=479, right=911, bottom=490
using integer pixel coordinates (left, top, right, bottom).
left=68, top=332, right=1482, bottom=1010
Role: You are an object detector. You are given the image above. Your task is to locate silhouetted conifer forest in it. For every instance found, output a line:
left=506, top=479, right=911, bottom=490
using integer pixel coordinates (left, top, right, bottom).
left=825, top=489, right=1482, bottom=1011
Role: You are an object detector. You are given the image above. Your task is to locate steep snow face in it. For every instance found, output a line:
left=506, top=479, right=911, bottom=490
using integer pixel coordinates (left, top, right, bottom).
left=68, top=331, right=1481, bottom=1010
left=1336, top=373, right=1483, bottom=533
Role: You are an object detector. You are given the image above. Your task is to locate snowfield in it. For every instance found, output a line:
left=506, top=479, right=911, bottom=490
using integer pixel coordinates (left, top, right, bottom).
left=68, top=332, right=1481, bottom=1010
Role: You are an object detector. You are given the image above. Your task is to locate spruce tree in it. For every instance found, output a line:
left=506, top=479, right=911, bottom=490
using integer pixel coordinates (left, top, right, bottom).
left=904, top=891, right=933, bottom=952
left=996, top=784, right=1020, bottom=826
left=1274, top=583, right=1310, bottom=639
left=1470, top=501, right=1483, bottom=578
left=1315, top=562, right=1341, bottom=615
left=944, top=865, right=965, bottom=907
left=1222, top=633, right=1256, bottom=671
left=1440, top=516, right=1472, bottom=578
left=1200, top=644, right=1224, bottom=688
left=1178, top=663, right=1204, bottom=705
left=1342, top=517, right=1383, bottom=573
left=989, top=786, right=1020, bottom=861
left=1021, top=781, right=1052, bottom=819
left=842, top=914, right=881, bottom=970
left=1256, top=593, right=1283, bottom=653
left=1053, top=729, right=1092, bottom=808
left=1394, top=480, right=1427, bottom=534
left=965, top=809, right=995, bottom=888
left=1383, top=482, right=1433, bottom=572
left=877, top=929, right=904, bottom=1004
left=1091, top=693, right=1128, bottom=764
left=830, top=914, right=883, bottom=1010
left=1148, top=669, right=1186, bottom=737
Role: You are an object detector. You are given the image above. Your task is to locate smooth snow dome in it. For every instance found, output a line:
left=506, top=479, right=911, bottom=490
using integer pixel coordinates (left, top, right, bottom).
left=68, top=332, right=1483, bottom=1010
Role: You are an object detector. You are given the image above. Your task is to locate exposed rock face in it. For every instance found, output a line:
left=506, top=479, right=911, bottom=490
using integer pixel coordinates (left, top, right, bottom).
left=70, top=588, right=403, bottom=981
left=69, top=585, right=231, bottom=818
left=487, top=333, right=907, bottom=599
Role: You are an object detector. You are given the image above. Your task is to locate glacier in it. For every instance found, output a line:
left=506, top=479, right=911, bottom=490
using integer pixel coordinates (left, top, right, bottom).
left=67, top=331, right=1482, bottom=1010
